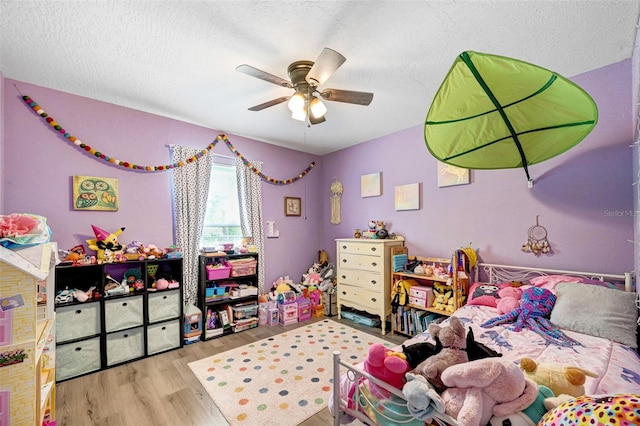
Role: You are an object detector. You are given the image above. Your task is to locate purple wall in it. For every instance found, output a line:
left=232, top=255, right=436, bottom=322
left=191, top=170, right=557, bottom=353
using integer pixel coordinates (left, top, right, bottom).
left=2, top=80, right=321, bottom=287
left=1, top=58, right=635, bottom=287
left=321, top=60, right=634, bottom=276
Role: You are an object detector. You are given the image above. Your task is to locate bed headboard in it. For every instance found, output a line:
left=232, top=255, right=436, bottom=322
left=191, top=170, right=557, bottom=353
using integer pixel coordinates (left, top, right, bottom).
left=474, top=263, right=635, bottom=293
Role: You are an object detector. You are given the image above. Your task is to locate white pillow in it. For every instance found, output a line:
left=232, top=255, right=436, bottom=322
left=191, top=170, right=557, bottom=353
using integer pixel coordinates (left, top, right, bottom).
left=550, top=282, right=638, bottom=348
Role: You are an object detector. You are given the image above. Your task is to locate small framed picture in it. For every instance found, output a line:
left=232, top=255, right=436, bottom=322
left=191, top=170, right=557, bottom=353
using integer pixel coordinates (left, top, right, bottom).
left=284, top=196, right=301, bottom=216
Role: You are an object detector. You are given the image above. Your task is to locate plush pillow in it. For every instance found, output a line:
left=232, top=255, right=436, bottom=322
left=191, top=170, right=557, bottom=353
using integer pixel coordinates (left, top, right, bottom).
left=467, top=282, right=502, bottom=307
left=529, top=274, right=622, bottom=293
left=467, top=282, right=525, bottom=307
left=549, top=282, right=638, bottom=348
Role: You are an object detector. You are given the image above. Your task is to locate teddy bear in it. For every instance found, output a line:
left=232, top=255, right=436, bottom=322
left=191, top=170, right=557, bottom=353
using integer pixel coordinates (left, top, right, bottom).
left=414, top=316, right=468, bottom=393
left=519, top=357, right=598, bottom=397
left=433, top=288, right=452, bottom=311
left=363, top=343, right=411, bottom=399
left=496, top=286, right=523, bottom=315
left=441, top=358, right=540, bottom=426
left=86, top=224, right=125, bottom=263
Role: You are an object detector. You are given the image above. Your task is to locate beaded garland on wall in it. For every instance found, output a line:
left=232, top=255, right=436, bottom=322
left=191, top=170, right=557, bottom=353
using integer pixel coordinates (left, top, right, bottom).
left=21, top=95, right=315, bottom=185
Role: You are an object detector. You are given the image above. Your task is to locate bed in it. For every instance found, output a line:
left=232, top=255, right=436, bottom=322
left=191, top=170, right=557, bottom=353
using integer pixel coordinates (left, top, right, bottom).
left=330, top=263, right=640, bottom=426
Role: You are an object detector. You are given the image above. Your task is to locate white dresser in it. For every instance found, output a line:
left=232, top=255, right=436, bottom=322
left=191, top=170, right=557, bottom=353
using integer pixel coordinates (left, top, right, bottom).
left=335, top=237, right=404, bottom=334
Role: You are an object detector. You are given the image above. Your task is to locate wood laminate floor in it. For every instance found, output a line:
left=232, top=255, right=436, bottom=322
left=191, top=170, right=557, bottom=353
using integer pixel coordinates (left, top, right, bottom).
left=55, top=317, right=407, bottom=426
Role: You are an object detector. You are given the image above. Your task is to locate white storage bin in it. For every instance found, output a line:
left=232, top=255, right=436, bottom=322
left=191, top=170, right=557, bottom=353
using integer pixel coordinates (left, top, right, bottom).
left=147, top=319, right=181, bottom=355
left=106, top=326, right=145, bottom=366
left=56, top=301, right=101, bottom=343
left=148, top=289, right=181, bottom=323
left=105, top=295, right=144, bottom=332
left=56, top=336, right=101, bottom=381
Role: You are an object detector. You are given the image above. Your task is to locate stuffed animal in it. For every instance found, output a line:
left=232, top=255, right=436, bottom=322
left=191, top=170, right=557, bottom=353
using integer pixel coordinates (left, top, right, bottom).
left=402, top=372, right=447, bottom=422
left=403, top=339, right=442, bottom=369
left=433, top=289, right=452, bottom=311
left=414, top=316, right=468, bottom=392
left=488, top=385, right=554, bottom=426
left=318, top=263, right=336, bottom=292
left=496, top=286, right=523, bottom=315
left=465, top=328, right=502, bottom=361
left=363, top=343, right=411, bottom=398
left=86, top=225, right=125, bottom=263
left=519, top=357, right=598, bottom=397
left=441, top=358, right=539, bottom=426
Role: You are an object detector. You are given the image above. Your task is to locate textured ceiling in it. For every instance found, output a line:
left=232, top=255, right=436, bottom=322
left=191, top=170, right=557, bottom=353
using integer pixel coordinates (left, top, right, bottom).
left=2, top=1, right=639, bottom=155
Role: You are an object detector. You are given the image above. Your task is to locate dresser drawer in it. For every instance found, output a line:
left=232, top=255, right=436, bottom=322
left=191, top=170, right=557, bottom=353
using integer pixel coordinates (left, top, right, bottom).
left=338, top=284, right=382, bottom=312
left=148, top=289, right=181, bottom=323
left=56, top=301, right=101, bottom=343
left=337, top=241, right=385, bottom=256
left=56, top=336, right=102, bottom=381
left=104, top=295, right=144, bottom=332
left=337, top=269, right=383, bottom=292
left=339, top=252, right=384, bottom=274
left=106, top=326, right=145, bottom=366
left=147, top=318, right=181, bottom=355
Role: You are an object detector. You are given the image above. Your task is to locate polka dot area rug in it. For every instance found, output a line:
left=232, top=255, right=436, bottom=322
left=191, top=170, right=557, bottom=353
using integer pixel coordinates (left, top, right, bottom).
left=187, top=319, right=395, bottom=426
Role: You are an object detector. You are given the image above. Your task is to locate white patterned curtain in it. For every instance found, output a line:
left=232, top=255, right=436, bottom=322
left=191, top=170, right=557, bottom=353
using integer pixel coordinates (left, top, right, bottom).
left=170, top=145, right=214, bottom=306
left=236, top=158, right=265, bottom=292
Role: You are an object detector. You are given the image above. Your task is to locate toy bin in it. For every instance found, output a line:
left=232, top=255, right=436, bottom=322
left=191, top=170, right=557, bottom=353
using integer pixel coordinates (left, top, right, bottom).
left=232, top=303, right=258, bottom=320
left=228, top=257, right=258, bottom=277
left=206, top=265, right=231, bottom=280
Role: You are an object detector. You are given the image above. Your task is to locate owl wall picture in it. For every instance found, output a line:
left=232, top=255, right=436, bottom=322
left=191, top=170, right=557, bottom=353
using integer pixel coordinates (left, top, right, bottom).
left=73, top=175, right=119, bottom=211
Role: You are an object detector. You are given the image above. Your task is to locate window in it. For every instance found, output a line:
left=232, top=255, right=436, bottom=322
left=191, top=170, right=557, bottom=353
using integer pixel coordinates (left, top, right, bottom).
left=199, top=157, right=242, bottom=249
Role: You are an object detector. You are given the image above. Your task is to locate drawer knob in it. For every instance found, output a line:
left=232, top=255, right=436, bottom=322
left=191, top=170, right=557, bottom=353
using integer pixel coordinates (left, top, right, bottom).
left=342, top=245, right=347, bottom=249
left=341, top=291, right=346, bottom=295
left=74, top=347, right=82, bottom=352
left=163, top=296, right=168, bottom=300
left=122, top=302, right=127, bottom=307
left=371, top=247, right=377, bottom=252
left=341, top=275, right=346, bottom=279
left=161, top=326, right=166, bottom=330
left=75, top=310, right=82, bottom=314
left=371, top=262, right=377, bottom=267
left=123, top=334, right=129, bottom=338
left=371, top=280, right=377, bottom=285
left=371, top=297, right=377, bottom=303
left=342, top=259, right=347, bottom=263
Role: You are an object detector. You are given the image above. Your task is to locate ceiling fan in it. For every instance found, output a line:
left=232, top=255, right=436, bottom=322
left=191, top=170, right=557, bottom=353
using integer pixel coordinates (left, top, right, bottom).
left=236, top=48, right=374, bottom=125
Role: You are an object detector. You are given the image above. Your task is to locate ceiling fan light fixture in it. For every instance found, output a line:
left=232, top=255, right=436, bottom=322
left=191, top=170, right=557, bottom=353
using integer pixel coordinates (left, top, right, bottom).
left=291, top=109, right=306, bottom=121
left=309, top=96, right=327, bottom=119
left=287, top=92, right=305, bottom=113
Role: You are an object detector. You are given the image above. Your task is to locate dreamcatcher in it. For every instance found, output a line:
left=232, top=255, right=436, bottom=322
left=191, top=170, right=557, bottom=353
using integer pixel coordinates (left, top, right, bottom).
left=521, top=216, right=552, bottom=256
left=330, top=178, right=343, bottom=225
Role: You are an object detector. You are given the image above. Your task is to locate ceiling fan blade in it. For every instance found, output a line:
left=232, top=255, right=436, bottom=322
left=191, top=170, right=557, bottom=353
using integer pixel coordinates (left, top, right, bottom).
left=236, top=64, right=293, bottom=88
left=320, top=88, right=374, bottom=106
left=306, top=48, right=346, bottom=87
left=247, top=96, right=291, bottom=111
left=309, top=114, right=326, bottom=125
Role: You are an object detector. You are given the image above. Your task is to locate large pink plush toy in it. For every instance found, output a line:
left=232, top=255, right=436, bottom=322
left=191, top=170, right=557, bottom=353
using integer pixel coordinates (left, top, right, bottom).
left=496, top=286, right=523, bottom=315
left=363, top=343, right=411, bottom=398
left=441, top=358, right=539, bottom=426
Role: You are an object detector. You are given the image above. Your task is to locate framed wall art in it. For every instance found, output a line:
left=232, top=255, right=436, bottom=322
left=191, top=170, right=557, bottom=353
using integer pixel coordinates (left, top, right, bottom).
left=361, top=172, right=382, bottom=197
left=395, top=182, right=420, bottom=211
left=284, top=196, right=301, bottom=216
left=437, top=162, right=470, bottom=187
left=73, top=175, right=119, bottom=211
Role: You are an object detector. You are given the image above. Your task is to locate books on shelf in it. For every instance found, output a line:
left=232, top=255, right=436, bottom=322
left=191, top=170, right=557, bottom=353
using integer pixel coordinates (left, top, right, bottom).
left=392, top=306, right=442, bottom=336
